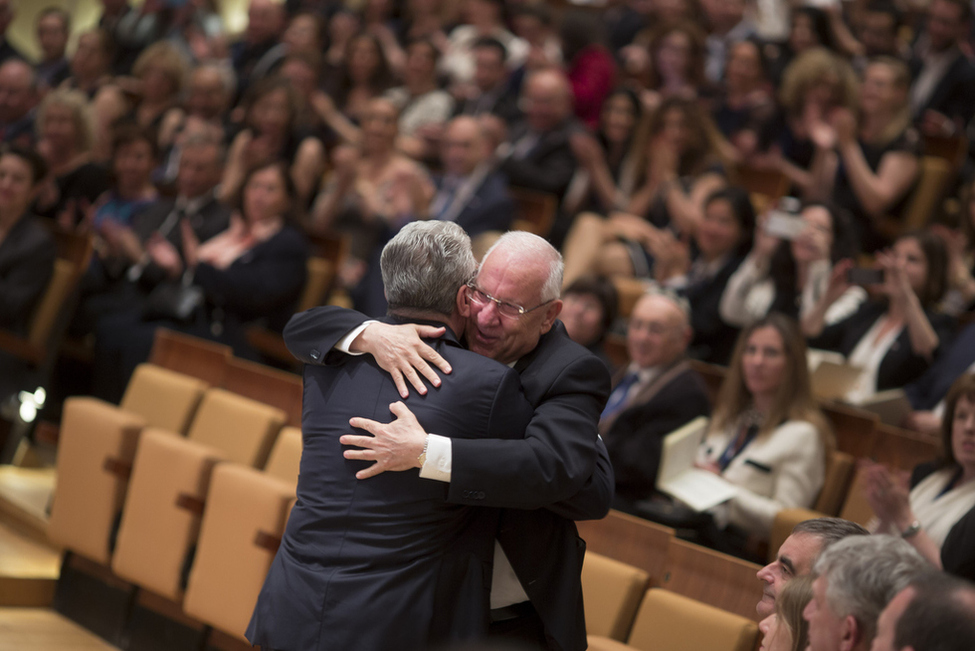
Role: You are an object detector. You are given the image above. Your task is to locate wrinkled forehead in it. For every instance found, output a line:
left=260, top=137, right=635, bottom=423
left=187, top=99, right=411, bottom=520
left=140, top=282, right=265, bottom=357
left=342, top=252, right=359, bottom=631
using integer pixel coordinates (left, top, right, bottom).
left=478, top=249, right=548, bottom=304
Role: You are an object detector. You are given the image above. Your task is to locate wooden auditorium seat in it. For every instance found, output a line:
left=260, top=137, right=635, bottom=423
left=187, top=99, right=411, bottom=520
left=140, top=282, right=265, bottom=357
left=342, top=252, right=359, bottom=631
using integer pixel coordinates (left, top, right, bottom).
left=262, top=426, right=302, bottom=489
left=510, top=187, right=558, bottom=237
left=814, top=449, right=856, bottom=516
left=576, top=510, right=674, bottom=587
left=109, top=430, right=224, bottom=601
left=221, top=357, right=303, bottom=428
left=148, top=328, right=232, bottom=386
left=661, top=538, right=764, bottom=622
left=182, top=464, right=295, bottom=643
left=581, top=552, right=650, bottom=641
left=590, top=588, right=758, bottom=651
left=47, top=398, right=146, bottom=564
left=839, top=467, right=875, bottom=527
left=119, top=363, right=208, bottom=434
left=185, top=388, right=286, bottom=469
left=821, top=402, right=879, bottom=459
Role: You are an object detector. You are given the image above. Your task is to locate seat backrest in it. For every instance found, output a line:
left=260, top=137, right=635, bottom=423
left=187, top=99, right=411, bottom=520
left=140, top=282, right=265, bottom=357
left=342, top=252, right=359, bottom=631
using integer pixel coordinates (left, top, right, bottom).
left=297, top=256, right=335, bottom=312
left=735, top=165, right=789, bottom=202
left=769, top=507, right=825, bottom=563
left=814, top=450, right=856, bottom=515
left=263, top=426, right=302, bottom=490
left=687, top=360, right=727, bottom=408
left=47, top=397, right=146, bottom=564
left=221, top=357, right=303, bottom=428
left=839, top=466, right=876, bottom=526
left=183, top=463, right=295, bottom=641
left=510, top=187, right=558, bottom=237
left=871, top=423, right=940, bottom=471
left=662, top=538, right=764, bottom=622
left=903, top=156, right=953, bottom=232
left=148, top=329, right=232, bottom=386
left=120, top=364, right=208, bottom=434
left=577, top=511, right=674, bottom=587
left=582, top=552, right=650, bottom=641
left=110, top=429, right=225, bottom=599
left=187, top=388, right=286, bottom=468
left=27, top=258, right=75, bottom=349
left=822, top=403, right=879, bottom=459
left=627, top=588, right=758, bottom=651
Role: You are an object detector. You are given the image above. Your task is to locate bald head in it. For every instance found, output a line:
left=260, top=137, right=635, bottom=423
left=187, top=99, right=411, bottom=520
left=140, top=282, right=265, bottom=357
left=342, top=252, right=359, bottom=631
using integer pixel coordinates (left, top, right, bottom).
left=0, top=59, right=37, bottom=124
left=627, top=292, right=691, bottom=369
left=522, top=69, right=572, bottom=132
left=442, top=116, right=488, bottom=177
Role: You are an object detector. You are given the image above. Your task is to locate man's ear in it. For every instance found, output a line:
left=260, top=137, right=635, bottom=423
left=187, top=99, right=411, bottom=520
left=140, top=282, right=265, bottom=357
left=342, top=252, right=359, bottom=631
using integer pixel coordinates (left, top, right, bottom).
left=538, top=299, right=563, bottom=334
left=838, top=614, right=859, bottom=651
left=456, top=284, right=470, bottom=318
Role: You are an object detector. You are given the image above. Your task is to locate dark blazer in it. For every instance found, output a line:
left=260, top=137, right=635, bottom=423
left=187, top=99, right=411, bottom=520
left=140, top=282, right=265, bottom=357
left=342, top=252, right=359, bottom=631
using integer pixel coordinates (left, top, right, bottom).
left=437, top=170, right=516, bottom=238
left=906, top=322, right=975, bottom=410
left=601, top=361, right=712, bottom=502
left=283, top=307, right=614, bottom=651
left=247, top=319, right=534, bottom=651
left=910, top=50, right=975, bottom=125
left=683, top=255, right=744, bottom=365
left=454, top=86, right=522, bottom=125
left=0, top=214, right=56, bottom=334
left=499, top=120, right=578, bottom=199
left=810, top=300, right=955, bottom=392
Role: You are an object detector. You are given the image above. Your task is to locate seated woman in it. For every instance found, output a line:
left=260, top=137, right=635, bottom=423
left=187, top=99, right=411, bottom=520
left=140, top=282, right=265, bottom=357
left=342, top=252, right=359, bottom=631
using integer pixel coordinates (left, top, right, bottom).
left=561, top=97, right=726, bottom=286
left=87, top=125, right=159, bottom=232
left=93, top=160, right=309, bottom=401
left=758, top=576, right=814, bottom=651
left=719, top=202, right=864, bottom=327
left=809, top=57, right=920, bottom=252
left=639, top=21, right=706, bottom=108
left=864, top=373, right=975, bottom=569
left=319, top=32, right=395, bottom=134
left=696, top=314, right=832, bottom=553
left=126, top=42, right=188, bottom=148
left=707, top=39, right=777, bottom=164
left=383, top=38, right=454, bottom=160
left=32, top=89, right=111, bottom=228
left=560, top=275, right=619, bottom=372
left=804, top=231, right=953, bottom=403
left=220, top=76, right=325, bottom=208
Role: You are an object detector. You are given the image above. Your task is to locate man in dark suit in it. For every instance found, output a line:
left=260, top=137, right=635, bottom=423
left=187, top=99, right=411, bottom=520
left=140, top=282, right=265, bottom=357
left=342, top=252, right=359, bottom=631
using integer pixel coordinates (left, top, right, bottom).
left=600, top=291, right=711, bottom=510
left=283, top=231, right=613, bottom=651
left=247, top=221, right=535, bottom=651
left=453, top=37, right=522, bottom=125
left=909, top=0, right=975, bottom=138
left=433, top=116, right=515, bottom=239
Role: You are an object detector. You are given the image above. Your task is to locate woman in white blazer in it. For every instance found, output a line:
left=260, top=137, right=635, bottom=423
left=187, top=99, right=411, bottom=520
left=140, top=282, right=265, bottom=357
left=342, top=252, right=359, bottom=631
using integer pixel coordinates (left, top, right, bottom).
left=697, top=313, right=833, bottom=553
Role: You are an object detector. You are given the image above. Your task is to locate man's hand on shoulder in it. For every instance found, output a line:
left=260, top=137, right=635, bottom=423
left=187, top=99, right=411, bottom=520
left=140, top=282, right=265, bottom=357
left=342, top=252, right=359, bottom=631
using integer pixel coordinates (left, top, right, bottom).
left=354, top=322, right=452, bottom=398
left=343, top=402, right=429, bottom=479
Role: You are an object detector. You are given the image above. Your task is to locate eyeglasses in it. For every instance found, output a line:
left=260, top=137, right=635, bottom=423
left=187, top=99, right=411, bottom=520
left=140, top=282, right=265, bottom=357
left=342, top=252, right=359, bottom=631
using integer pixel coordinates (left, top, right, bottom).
left=466, top=282, right=553, bottom=319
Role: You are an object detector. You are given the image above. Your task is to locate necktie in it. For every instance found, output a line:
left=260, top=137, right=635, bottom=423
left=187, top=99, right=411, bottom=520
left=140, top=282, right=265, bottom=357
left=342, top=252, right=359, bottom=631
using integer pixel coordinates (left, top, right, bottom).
left=601, top=372, right=640, bottom=421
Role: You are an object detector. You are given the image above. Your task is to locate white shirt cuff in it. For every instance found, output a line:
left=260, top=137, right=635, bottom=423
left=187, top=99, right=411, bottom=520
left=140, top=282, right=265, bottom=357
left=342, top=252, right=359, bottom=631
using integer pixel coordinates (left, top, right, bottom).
left=419, top=433, right=452, bottom=482
left=335, top=321, right=378, bottom=355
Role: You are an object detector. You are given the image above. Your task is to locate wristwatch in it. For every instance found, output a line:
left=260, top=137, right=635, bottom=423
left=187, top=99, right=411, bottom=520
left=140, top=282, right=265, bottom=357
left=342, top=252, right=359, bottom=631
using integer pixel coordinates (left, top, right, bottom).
left=417, top=435, right=429, bottom=468
left=901, top=520, right=922, bottom=539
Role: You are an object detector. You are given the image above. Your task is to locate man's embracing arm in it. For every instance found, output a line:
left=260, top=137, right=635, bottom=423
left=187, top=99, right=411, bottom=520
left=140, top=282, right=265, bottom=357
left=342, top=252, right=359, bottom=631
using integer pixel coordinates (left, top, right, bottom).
left=283, top=306, right=370, bottom=365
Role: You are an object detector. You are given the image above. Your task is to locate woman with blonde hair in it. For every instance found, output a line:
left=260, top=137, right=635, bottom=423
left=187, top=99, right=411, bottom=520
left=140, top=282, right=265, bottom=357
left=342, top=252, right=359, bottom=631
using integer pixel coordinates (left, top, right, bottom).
left=809, top=56, right=920, bottom=252
left=129, top=41, right=188, bottom=143
left=758, top=576, right=814, bottom=651
left=697, top=313, right=833, bottom=554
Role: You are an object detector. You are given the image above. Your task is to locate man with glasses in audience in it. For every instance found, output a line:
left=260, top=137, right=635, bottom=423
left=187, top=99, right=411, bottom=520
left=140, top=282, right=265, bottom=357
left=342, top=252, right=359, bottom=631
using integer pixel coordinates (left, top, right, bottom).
left=283, top=230, right=613, bottom=650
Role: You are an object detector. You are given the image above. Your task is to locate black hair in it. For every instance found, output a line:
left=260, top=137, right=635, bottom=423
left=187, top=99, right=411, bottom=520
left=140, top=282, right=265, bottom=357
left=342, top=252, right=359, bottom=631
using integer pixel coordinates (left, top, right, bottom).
left=2, top=144, right=48, bottom=186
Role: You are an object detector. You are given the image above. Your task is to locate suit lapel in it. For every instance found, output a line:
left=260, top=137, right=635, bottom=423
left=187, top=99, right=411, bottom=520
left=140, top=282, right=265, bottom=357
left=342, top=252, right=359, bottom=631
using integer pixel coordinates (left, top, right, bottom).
left=598, top=359, right=691, bottom=437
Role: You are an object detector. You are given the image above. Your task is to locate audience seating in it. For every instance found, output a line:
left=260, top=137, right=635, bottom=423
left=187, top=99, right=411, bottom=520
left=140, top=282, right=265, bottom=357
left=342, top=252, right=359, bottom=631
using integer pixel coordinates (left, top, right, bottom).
left=589, top=588, right=759, bottom=651
left=262, top=426, right=302, bottom=490
left=581, top=552, right=650, bottom=641
left=687, top=359, right=726, bottom=407
left=510, top=187, right=558, bottom=237
left=821, top=402, right=880, bottom=459
left=110, top=429, right=225, bottom=601
left=734, top=165, right=789, bottom=210
left=47, top=398, right=146, bottom=564
left=149, top=328, right=232, bottom=387
left=118, top=363, right=208, bottom=434
left=814, top=449, right=856, bottom=516
left=661, top=538, right=764, bottom=622
left=611, top=277, right=647, bottom=320
left=184, top=388, right=286, bottom=469
left=870, top=423, right=940, bottom=470
left=903, top=156, right=954, bottom=232
left=577, top=510, right=674, bottom=587
left=221, top=357, right=303, bottom=428
left=183, top=463, right=295, bottom=642
left=839, top=467, right=875, bottom=527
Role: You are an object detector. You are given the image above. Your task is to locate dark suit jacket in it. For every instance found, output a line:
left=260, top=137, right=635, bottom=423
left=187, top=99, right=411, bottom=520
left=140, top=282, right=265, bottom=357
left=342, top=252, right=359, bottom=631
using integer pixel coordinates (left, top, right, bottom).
left=910, top=50, right=975, bottom=125
left=499, top=120, right=578, bottom=199
left=0, top=214, right=56, bottom=334
left=684, top=255, right=744, bottom=365
left=437, top=170, right=516, bottom=238
left=601, top=361, right=712, bottom=502
left=454, top=86, right=522, bottom=125
left=905, top=322, right=975, bottom=410
left=248, top=319, right=533, bottom=651
left=810, top=300, right=955, bottom=392
left=282, top=307, right=613, bottom=651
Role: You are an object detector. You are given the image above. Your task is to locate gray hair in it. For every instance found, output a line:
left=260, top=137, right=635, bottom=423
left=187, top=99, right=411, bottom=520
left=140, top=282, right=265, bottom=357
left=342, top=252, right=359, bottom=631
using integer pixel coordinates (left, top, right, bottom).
left=812, top=535, right=927, bottom=644
left=36, top=88, right=95, bottom=153
left=792, top=517, right=870, bottom=551
left=381, top=221, right=477, bottom=317
left=481, top=231, right=563, bottom=303
left=181, top=132, right=227, bottom=165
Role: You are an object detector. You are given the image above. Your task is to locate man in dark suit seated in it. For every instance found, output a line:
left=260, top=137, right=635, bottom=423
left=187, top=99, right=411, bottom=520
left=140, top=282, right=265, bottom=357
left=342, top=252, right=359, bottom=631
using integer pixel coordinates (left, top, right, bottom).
left=600, top=290, right=710, bottom=511
left=282, top=230, right=613, bottom=651
left=0, top=60, right=38, bottom=148
left=909, top=0, right=975, bottom=138
left=433, top=116, right=515, bottom=244
left=247, top=221, right=535, bottom=651
left=452, top=37, right=521, bottom=125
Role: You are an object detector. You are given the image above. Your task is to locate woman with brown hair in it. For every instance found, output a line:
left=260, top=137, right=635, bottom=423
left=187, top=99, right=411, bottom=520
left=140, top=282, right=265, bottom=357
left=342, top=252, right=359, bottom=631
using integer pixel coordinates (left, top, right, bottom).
left=561, top=96, right=726, bottom=285
left=809, top=57, right=920, bottom=252
left=128, top=41, right=188, bottom=146
left=696, top=313, right=832, bottom=548
left=758, top=576, right=814, bottom=651
left=864, top=373, right=975, bottom=567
